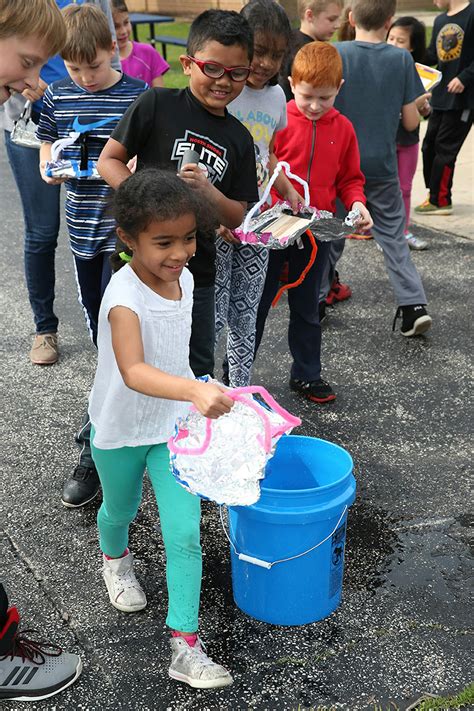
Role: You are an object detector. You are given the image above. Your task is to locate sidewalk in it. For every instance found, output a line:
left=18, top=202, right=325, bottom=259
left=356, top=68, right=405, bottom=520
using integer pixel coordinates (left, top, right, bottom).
left=411, top=122, right=474, bottom=240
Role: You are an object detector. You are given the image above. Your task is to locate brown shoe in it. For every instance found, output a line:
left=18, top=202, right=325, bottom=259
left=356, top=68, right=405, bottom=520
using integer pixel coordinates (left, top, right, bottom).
left=29, top=333, right=58, bottom=365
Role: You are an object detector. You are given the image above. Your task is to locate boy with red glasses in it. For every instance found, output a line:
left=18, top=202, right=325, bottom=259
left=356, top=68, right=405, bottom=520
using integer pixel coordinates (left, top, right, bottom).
left=185, top=55, right=251, bottom=82
left=98, top=9, right=258, bottom=382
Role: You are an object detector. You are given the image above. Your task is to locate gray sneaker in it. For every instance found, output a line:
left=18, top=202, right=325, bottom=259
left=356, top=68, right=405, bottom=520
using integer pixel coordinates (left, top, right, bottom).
left=405, top=232, right=428, bottom=251
left=0, top=624, right=82, bottom=701
left=169, top=636, right=233, bottom=689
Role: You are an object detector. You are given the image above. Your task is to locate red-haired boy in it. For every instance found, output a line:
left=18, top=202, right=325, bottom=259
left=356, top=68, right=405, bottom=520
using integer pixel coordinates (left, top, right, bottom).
left=254, top=41, right=372, bottom=404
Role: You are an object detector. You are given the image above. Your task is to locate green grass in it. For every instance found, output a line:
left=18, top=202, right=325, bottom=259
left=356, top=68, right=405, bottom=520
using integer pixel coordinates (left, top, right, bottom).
left=135, top=21, right=191, bottom=89
left=412, top=683, right=474, bottom=710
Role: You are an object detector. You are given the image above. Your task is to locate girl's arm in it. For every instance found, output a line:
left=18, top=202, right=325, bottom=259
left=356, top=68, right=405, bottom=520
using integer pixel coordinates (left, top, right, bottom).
left=151, top=76, right=165, bottom=88
left=110, top=306, right=234, bottom=419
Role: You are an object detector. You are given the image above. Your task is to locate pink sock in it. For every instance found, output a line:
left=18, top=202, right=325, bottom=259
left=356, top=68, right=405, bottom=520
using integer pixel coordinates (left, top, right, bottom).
left=171, top=630, right=198, bottom=647
left=104, top=548, right=128, bottom=561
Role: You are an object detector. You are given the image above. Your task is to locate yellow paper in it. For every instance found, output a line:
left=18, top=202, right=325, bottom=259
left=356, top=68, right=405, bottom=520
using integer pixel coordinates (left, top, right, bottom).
left=415, top=63, right=442, bottom=91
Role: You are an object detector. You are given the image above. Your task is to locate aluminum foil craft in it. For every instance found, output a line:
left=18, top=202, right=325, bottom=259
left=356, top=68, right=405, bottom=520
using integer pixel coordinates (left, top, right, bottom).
left=233, top=161, right=362, bottom=248
left=44, top=115, right=120, bottom=179
left=168, top=385, right=301, bottom=506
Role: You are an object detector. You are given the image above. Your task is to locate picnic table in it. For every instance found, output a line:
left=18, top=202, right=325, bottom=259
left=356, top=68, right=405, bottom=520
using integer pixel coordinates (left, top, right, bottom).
left=129, top=13, right=174, bottom=48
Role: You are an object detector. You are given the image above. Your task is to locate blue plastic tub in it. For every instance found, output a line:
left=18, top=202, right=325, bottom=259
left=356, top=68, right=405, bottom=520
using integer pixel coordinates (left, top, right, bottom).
left=228, top=435, right=356, bottom=626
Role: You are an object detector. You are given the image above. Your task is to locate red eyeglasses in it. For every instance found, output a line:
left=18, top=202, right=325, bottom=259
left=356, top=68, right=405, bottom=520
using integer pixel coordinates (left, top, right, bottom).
left=186, top=56, right=251, bottom=82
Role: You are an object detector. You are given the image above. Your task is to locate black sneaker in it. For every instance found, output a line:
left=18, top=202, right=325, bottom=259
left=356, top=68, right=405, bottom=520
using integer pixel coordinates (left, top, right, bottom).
left=0, top=607, right=82, bottom=701
left=289, top=377, right=336, bottom=404
left=392, top=304, right=432, bottom=337
left=61, top=465, right=100, bottom=508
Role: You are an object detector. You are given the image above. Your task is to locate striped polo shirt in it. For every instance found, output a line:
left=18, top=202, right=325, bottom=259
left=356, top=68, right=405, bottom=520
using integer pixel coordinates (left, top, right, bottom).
left=37, top=73, right=147, bottom=259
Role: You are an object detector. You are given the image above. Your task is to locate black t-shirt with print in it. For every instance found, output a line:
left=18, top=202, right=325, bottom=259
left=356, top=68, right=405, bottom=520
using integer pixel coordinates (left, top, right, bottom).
left=426, top=3, right=474, bottom=111
left=112, top=87, right=259, bottom=286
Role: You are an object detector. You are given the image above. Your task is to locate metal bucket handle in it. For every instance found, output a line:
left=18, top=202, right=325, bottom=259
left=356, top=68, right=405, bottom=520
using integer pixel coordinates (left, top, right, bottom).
left=220, top=505, right=348, bottom=570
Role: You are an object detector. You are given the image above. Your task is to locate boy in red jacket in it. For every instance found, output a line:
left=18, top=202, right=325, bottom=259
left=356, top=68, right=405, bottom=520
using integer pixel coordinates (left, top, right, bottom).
left=254, top=41, right=372, bottom=403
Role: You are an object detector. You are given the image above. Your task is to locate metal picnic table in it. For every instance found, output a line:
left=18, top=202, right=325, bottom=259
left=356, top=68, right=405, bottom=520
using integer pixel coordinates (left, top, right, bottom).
left=129, top=13, right=174, bottom=48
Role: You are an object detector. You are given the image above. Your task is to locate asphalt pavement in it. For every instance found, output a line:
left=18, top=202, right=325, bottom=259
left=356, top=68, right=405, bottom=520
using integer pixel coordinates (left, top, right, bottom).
left=0, top=140, right=472, bottom=711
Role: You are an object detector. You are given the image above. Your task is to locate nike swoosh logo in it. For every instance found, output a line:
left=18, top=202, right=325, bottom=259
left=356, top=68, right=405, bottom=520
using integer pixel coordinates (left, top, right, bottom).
left=72, top=115, right=121, bottom=133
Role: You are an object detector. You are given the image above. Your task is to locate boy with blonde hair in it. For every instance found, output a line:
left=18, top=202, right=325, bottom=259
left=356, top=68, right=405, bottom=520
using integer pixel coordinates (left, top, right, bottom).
left=332, top=0, right=432, bottom=336
left=36, top=3, right=147, bottom=509
left=279, top=0, right=343, bottom=99
left=0, top=0, right=65, bottom=103
left=37, top=3, right=147, bottom=346
left=0, top=1, right=83, bottom=702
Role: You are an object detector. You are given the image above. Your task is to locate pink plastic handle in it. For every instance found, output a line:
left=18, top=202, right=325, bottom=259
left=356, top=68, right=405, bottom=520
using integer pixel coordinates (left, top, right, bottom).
left=167, top=385, right=301, bottom=456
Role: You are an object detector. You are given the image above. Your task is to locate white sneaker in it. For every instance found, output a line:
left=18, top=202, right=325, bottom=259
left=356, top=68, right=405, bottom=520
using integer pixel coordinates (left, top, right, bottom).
left=169, top=636, right=233, bottom=689
left=102, top=551, right=147, bottom=612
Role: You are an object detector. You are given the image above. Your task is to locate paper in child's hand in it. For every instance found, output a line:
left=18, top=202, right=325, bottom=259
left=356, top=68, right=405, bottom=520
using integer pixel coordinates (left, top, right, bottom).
left=415, top=63, right=442, bottom=92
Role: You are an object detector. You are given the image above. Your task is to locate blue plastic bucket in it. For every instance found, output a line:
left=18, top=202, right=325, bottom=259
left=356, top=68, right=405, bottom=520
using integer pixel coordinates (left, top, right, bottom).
left=228, top=435, right=356, bottom=626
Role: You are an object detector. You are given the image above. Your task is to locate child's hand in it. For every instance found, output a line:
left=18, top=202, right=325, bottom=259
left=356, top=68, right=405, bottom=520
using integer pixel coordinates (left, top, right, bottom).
left=22, top=78, right=47, bottom=103
left=281, top=184, right=305, bottom=214
left=351, top=202, right=373, bottom=231
left=447, top=77, right=465, bottom=94
left=191, top=382, right=234, bottom=420
left=179, top=163, right=209, bottom=193
left=217, top=224, right=240, bottom=245
left=39, top=161, right=67, bottom=185
left=415, top=92, right=432, bottom=117
left=127, top=155, right=137, bottom=174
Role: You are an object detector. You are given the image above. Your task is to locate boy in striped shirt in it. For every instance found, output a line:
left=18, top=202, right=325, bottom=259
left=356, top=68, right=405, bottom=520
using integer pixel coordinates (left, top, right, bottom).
left=37, top=3, right=147, bottom=343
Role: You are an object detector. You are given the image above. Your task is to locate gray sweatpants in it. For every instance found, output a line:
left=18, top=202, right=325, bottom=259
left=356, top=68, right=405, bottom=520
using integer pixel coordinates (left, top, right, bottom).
left=320, top=178, right=427, bottom=306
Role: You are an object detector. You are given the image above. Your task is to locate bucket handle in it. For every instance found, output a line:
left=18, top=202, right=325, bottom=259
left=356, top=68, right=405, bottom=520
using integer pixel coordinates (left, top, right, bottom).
left=220, top=505, right=348, bottom=570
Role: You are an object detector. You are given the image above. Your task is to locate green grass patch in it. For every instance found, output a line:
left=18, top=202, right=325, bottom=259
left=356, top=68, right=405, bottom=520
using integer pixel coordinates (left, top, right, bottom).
left=412, top=683, right=474, bottom=710
left=135, top=21, right=191, bottom=89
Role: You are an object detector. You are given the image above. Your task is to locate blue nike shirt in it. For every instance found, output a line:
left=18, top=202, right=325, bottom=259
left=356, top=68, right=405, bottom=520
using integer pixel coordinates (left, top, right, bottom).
left=36, top=74, right=147, bottom=259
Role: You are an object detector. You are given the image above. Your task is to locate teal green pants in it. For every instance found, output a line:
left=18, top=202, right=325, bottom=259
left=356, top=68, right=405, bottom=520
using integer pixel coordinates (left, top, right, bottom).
left=91, top=428, right=202, bottom=632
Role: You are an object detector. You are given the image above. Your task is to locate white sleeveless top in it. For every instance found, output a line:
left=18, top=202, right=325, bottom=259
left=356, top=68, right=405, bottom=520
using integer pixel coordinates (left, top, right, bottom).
left=89, top=264, right=194, bottom=449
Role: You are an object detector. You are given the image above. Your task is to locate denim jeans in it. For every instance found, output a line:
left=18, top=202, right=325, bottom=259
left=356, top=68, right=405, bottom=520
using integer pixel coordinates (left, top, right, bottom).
left=4, top=130, right=61, bottom=334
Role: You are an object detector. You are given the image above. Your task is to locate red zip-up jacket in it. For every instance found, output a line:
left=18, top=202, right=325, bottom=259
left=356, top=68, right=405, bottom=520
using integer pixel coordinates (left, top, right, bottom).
left=272, top=101, right=366, bottom=213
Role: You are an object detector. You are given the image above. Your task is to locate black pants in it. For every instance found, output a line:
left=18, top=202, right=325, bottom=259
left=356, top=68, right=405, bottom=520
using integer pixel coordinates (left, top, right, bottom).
left=73, top=252, right=112, bottom=346
left=255, top=237, right=330, bottom=382
left=421, top=108, right=472, bottom=207
left=189, top=285, right=215, bottom=378
left=0, top=583, right=7, bottom=624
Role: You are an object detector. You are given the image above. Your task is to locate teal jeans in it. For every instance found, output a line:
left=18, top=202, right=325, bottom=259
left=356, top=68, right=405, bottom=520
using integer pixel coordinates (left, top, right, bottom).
left=91, top=428, right=202, bottom=632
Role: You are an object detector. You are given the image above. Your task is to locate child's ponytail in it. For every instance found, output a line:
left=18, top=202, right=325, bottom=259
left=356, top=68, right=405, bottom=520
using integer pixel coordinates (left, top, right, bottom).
left=110, top=238, right=132, bottom=273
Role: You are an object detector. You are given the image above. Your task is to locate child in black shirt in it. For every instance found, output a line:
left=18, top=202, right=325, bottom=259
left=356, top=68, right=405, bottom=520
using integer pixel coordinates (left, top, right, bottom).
left=98, top=9, right=258, bottom=378
left=415, top=0, right=474, bottom=214
left=279, top=0, right=343, bottom=100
